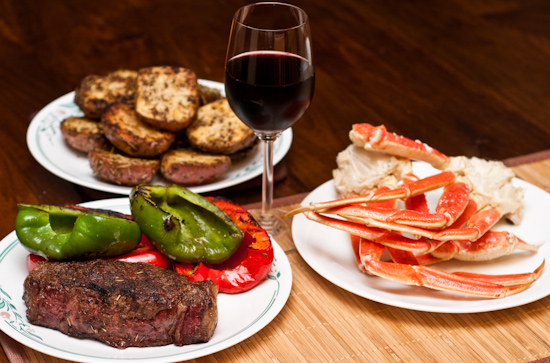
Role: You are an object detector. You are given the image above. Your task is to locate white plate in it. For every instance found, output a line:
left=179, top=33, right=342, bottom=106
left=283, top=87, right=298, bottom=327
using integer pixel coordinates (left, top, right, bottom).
left=26, top=79, right=293, bottom=195
left=0, top=198, right=292, bottom=362
left=292, top=162, right=550, bottom=313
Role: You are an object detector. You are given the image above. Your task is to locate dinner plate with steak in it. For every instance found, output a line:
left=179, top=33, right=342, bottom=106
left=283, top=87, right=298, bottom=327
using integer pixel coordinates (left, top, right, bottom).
left=0, top=198, right=292, bottom=362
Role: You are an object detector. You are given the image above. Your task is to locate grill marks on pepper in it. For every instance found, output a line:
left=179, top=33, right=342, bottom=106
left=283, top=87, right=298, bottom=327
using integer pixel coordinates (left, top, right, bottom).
left=163, top=216, right=177, bottom=232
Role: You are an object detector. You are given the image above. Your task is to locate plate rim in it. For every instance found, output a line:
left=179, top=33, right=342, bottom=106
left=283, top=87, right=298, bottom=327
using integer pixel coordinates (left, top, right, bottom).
left=0, top=197, right=293, bottom=362
left=292, top=164, right=550, bottom=313
left=26, top=79, right=293, bottom=195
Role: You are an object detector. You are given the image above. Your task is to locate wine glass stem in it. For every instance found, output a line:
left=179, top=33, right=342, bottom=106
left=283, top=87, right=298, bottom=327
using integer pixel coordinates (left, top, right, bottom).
left=262, top=137, right=274, bottom=217
left=259, top=135, right=280, bottom=235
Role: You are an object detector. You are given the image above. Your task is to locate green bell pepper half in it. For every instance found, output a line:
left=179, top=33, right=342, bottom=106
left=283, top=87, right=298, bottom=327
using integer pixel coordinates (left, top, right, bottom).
left=130, top=185, right=244, bottom=264
left=15, top=204, right=142, bottom=260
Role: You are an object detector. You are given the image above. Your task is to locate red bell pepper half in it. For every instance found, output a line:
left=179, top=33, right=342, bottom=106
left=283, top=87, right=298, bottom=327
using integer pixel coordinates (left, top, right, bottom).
left=173, top=197, right=274, bottom=294
left=26, top=253, right=46, bottom=272
left=113, top=234, right=171, bottom=269
left=25, top=234, right=171, bottom=272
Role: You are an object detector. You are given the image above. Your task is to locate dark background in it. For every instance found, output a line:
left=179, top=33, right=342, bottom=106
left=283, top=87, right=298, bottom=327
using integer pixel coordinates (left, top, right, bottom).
left=1, top=0, right=550, bottom=237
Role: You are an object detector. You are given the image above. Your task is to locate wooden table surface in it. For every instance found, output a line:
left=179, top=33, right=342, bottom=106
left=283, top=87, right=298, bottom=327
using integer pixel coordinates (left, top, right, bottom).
left=2, top=155, right=550, bottom=363
left=2, top=0, right=550, bottom=362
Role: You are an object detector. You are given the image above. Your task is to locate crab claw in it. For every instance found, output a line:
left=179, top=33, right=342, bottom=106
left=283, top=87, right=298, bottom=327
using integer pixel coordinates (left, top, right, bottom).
left=352, top=235, right=539, bottom=298
left=350, top=124, right=451, bottom=169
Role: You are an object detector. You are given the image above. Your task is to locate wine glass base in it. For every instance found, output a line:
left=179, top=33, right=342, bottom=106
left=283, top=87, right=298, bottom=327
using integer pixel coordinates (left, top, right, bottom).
left=249, top=209, right=286, bottom=237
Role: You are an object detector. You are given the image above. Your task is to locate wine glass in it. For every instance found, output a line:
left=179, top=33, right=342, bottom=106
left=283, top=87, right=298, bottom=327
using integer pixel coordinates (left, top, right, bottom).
left=225, top=2, right=315, bottom=235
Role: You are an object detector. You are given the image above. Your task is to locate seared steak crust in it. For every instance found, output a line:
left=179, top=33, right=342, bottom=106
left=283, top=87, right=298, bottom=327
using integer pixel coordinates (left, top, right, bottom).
left=23, top=259, right=217, bottom=348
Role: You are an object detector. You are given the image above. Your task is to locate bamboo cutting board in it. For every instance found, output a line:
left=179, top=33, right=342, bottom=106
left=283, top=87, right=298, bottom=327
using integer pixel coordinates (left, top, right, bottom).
left=2, top=154, right=550, bottom=363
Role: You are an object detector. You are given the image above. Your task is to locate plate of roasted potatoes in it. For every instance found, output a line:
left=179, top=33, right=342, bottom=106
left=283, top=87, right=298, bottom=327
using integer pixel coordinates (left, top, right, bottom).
left=27, top=67, right=292, bottom=195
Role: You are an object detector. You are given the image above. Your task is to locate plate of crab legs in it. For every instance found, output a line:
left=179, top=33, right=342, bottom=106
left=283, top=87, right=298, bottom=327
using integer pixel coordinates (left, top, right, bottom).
left=289, top=123, right=549, bottom=313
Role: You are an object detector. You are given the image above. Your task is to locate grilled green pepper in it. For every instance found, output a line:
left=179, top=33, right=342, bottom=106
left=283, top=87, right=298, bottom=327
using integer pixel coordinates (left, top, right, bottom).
left=130, top=185, right=243, bottom=264
left=15, top=204, right=142, bottom=260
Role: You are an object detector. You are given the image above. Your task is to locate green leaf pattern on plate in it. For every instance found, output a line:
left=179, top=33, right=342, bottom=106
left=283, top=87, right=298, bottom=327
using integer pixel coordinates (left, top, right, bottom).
left=0, top=285, right=42, bottom=341
left=38, top=101, right=83, bottom=146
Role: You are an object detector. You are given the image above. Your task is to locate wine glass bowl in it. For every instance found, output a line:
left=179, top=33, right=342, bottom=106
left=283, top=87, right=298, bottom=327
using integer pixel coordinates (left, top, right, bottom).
left=225, top=51, right=314, bottom=136
left=225, top=2, right=314, bottom=234
left=225, top=3, right=314, bottom=137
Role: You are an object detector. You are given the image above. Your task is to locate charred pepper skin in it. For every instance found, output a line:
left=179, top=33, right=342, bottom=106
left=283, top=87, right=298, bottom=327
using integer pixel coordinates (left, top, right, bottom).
left=15, top=204, right=142, bottom=260
left=130, top=185, right=244, bottom=264
left=174, top=197, right=274, bottom=294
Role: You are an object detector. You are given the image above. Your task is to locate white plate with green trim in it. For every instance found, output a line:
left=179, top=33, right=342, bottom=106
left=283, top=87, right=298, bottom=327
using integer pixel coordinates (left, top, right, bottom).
left=0, top=198, right=292, bottom=362
left=26, top=79, right=292, bottom=195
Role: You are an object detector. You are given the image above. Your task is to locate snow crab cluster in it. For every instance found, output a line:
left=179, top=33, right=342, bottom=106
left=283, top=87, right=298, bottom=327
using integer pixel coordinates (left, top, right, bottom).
left=286, top=123, right=544, bottom=298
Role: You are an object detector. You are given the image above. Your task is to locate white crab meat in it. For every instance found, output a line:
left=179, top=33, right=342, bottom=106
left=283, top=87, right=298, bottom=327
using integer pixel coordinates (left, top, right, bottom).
left=447, top=156, right=524, bottom=225
left=333, top=144, right=412, bottom=198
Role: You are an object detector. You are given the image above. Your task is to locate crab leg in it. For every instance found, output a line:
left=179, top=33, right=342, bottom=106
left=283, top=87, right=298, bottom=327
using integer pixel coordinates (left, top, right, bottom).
left=335, top=202, right=508, bottom=243
left=284, top=171, right=456, bottom=218
left=305, top=211, right=434, bottom=252
left=402, top=173, right=438, bottom=240
left=444, top=198, right=479, bottom=229
left=306, top=200, right=538, bottom=261
left=388, top=231, right=538, bottom=266
left=387, top=245, right=446, bottom=265
left=405, top=177, right=478, bottom=230
left=403, top=174, right=430, bottom=213
left=326, top=181, right=470, bottom=231
left=387, top=192, right=537, bottom=264
left=342, top=213, right=479, bottom=241
left=352, top=235, right=536, bottom=298
left=325, top=205, right=450, bottom=229
left=387, top=245, right=544, bottom=286
left=367, top=186, right=401, bottom=209
left=433, top=206, right=501, bottom=241
left=431, top=231, right=538, bottom=262
left=452, top=260, right=544, bottom=286
left=350, top=123, right=451, bottom=169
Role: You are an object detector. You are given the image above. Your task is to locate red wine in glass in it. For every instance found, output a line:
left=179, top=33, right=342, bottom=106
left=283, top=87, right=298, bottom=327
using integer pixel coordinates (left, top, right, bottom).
left=225, top=2, right=314, bottom=235
left=225, top=51, right=315, bottom=135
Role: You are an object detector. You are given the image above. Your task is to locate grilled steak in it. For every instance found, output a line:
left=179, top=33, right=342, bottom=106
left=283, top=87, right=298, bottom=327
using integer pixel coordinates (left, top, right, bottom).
left=23, top=259, right=217, bottom=348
